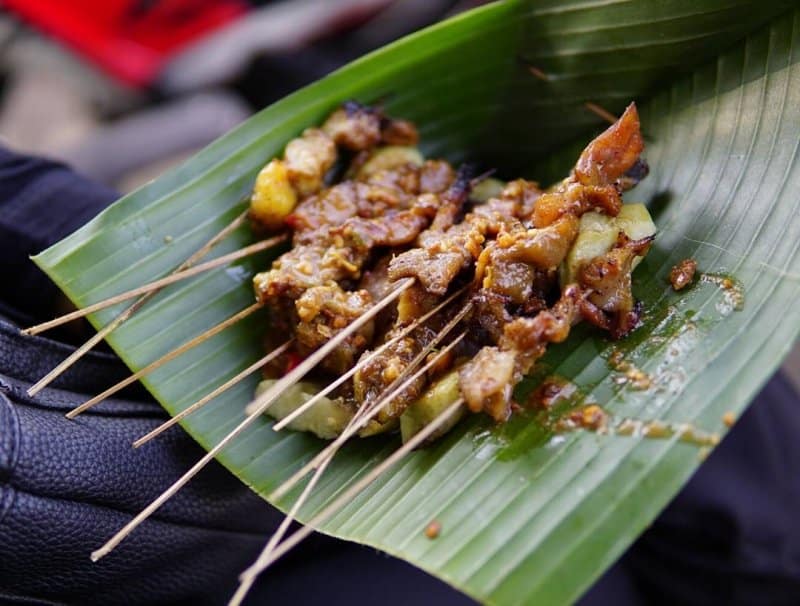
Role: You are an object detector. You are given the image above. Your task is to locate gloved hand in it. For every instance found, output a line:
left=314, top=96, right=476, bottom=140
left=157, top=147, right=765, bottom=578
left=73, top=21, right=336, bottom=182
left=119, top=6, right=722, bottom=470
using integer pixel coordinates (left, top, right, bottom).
left=0, top=316, right=283, bottom=605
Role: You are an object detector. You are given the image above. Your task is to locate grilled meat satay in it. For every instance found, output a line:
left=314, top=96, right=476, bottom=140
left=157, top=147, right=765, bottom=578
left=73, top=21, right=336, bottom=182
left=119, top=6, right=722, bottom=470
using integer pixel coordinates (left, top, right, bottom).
left=353, top=284, right=445, bottom=426
left=459, top=103, right=648, bottom=421
left=256, top=198, right=437, bottom=373
left=462, top=215, right=581, bottom=422
left=388, top=166, right=487, bottom=295
left=531, top=102, right=643, bottom=228
left=254, top=153, right=458, bottom=374
left=460, top=285, right=584, bottom=421
left=322, top=100, right=419, bottom=151
left=353, top=169, right=477, bottom=421
left=254, top=153, right=451, bottom=304
left=248, top=100, right=657, bottom=442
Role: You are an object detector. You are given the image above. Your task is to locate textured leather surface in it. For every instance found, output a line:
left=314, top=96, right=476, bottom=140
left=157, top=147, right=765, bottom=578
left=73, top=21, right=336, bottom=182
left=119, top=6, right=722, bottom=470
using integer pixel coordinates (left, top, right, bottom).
left=0, top=317, right=281, bottom=605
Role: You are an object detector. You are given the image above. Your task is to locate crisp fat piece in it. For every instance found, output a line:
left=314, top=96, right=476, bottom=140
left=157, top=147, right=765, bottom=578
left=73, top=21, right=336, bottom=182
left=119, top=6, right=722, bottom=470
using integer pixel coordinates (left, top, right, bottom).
left=458, top=348, right=516, bottom=421
left=284, top=128, right=337, bottom=197
left=574, top=102, right=644, bottom=187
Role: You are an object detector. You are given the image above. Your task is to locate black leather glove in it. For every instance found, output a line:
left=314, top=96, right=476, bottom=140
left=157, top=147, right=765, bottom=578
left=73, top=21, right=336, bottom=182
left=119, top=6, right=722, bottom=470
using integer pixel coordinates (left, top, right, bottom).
left=0, top=317, right=280, bottom=605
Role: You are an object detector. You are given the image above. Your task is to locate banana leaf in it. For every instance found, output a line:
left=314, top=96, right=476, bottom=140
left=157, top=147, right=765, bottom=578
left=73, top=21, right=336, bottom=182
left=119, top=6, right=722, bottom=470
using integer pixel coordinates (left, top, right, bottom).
left=33, top=1, right=800, bottom=603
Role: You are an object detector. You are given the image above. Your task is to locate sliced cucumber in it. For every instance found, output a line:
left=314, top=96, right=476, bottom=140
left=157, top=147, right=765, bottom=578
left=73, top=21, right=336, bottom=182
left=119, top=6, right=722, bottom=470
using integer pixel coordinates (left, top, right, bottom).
left=400, top=371, right=465, bottom=445
left=615, top=203, right=658, bottom=242
left=358, top=417, right=399, bottom=438
left=471, top=178, right=507, bottom=203
left=357, top=146, right=423, bottom=179
left=562, top=203, right=656, bottom=285
left=254, top=379, right=354, bottom=440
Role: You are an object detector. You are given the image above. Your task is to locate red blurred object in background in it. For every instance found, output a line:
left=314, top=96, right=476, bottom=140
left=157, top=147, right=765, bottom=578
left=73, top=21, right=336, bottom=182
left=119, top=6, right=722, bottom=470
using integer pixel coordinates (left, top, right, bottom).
left=4, top=0, right=249, bottom=87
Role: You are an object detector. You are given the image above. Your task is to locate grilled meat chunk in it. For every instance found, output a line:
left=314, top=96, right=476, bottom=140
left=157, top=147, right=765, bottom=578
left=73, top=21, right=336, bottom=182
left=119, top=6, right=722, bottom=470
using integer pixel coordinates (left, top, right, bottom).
left=460, top=285, right=583, bottom=421
left=578, top=233, right=654, bottom=339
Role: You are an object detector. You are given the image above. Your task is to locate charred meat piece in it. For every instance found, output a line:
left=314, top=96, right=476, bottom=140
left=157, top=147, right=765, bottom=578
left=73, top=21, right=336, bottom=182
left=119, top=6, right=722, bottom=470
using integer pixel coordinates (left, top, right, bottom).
left=354, top=158, right=456, bottom=197
left=257, top=181, right=438, bottom=301
left=531, top=181, right=622, bottom=228
left=323, top=102, right=383, bottom=151
left=354, top=331, right=432, bottom=422
left=475, top=215, right=579, bottom=297
left=380, top=117, right=419, bottom=146
left=388, top=167, right=486, bottom=295
left=669, top=258, right=697, bottom=291
left=460, top=285, right=583, bottom=421
left=471, top=179, right=541, bottom=234
left=288, top=181, right=415, bottom=235
left=529, top=104, right=645, bottom=229
left=578, top=233, right=654, bottom=339
left=353, top=283, right=444, bottom=422
left=336, top=205, right=438, bottom=251
left=322, top=101, right=421, bottom=152
left=617, top=159, right=650, bottom=191
left=389, top=216, right=487, bottom=295
left=458, top=347, right=517, bottom=422
left=574, top=103, right=644, bottom=187
left=500, top=285, right=583, bottom=373
left=358, top=255, right=396, bottom=335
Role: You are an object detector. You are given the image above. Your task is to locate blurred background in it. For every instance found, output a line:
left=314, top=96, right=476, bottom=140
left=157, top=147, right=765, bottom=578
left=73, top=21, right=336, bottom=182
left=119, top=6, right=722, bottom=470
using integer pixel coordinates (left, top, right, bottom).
left=1, top=0, right=798, bottom=387
left=0, top=0, right=487, bottom=189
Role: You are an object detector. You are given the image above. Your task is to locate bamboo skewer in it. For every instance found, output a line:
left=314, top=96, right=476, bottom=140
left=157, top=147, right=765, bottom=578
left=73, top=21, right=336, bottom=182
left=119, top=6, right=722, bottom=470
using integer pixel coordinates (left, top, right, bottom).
left=90, top=278, right=414, bottom=562
left=584, top=101, right=618, bottom=124
left=233, top=398, right=465, bottom=604
left=231, top=444, right=336, bottom=604
left=247, top=333, right=466, bottom=593
left=67, top=302, right=265, bottom=419
left=242, top=333, right=467, bottom=600
left=138, top=285, right=465, bottom=447
left=270, top=303, right=472, bottom=501
left=206, top=292, right=470, bottom=603
left=233, top=333, right=465, bottom=605
left=272, top=286, right=468, bottom=432
left=133, top=340, right=294, bottom=448
left=24, top=211, right=256, bottom=397
left=270, top=330, right=467, bottom=503
left=23, top=234, right=285, bottom=337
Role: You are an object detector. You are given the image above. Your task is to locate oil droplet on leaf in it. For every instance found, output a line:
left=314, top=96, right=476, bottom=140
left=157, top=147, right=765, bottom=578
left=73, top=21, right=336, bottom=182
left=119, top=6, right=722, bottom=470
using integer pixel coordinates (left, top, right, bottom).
left=425, top=520, right=442, bottom=539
